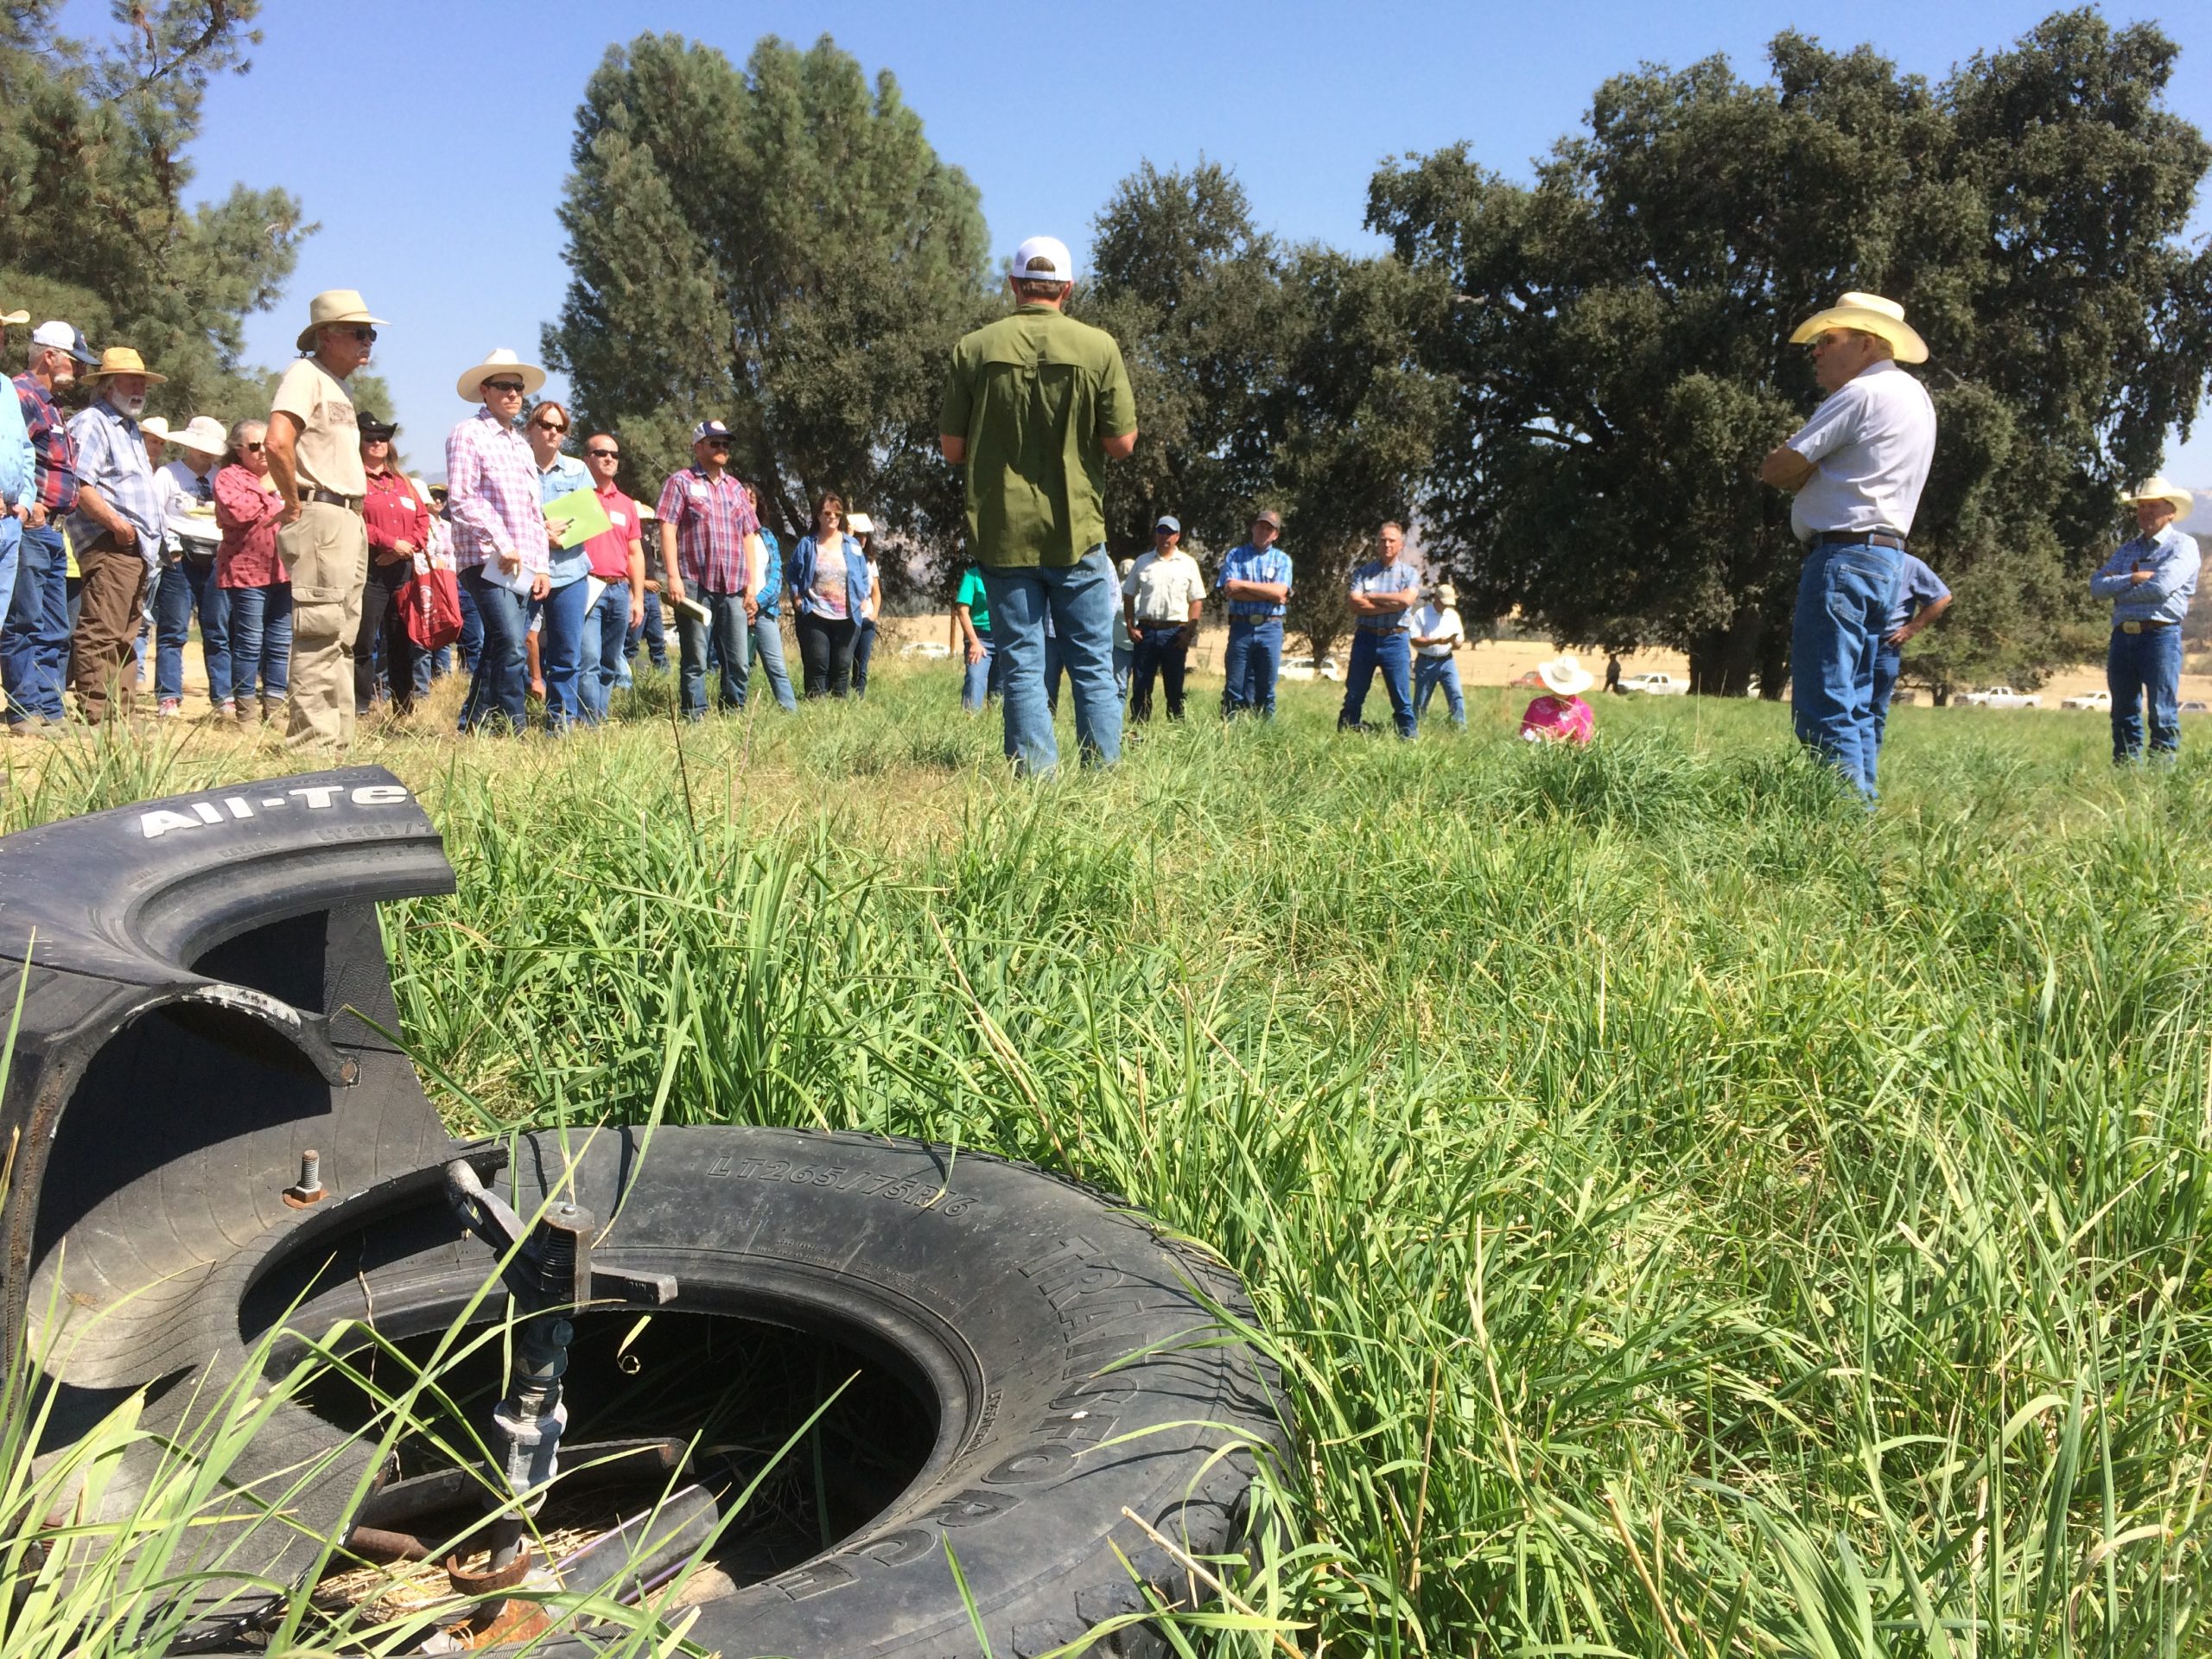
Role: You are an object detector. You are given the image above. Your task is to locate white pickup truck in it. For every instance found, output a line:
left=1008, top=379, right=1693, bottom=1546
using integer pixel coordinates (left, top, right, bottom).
left=1961, top=685, right=2042, bottom=709
left=1618, top=671, right=1688, bottom=696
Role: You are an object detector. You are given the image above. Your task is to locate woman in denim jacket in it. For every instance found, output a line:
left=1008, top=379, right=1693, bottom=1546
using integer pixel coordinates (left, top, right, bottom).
left=787, top=492, right=871, bottom=698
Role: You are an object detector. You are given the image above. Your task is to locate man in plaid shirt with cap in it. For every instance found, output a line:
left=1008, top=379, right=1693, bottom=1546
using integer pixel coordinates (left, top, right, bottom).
left=657, top=418, right=766, bottom=720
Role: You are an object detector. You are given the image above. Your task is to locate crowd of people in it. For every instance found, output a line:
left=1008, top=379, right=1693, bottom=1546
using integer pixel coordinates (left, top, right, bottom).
left=0, top=262, right=2195, bottom=782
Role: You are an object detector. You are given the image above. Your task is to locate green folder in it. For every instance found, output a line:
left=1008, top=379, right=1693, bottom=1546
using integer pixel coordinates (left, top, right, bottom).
left=542, top=485, right=612, bottom=550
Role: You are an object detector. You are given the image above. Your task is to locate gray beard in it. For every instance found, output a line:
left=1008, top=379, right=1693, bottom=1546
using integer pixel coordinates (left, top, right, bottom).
left=109, top=391, right=146, bottom=418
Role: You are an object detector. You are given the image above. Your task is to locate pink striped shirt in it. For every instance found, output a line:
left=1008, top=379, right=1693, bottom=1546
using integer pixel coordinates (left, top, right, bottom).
left=1519, top=694, right=1595, bottom=745
left=444, top=406, right=546, bottom=575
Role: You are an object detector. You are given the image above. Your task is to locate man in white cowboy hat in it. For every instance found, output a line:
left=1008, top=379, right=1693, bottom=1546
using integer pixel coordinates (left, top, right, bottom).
left=940, top=233, right=1138, bottom=772
left=6, top=321, right=95, bottom=732
left=1409, top=580, right=1468, bottom=728
left=1758, top=290, right=1936, bottom=798
left=264, top=288, right=381, bottom=749
left=149, top=416, right=231, bottom=718
left=445, top=348, right=550, bottom=734
left=66, top=346, right=168, bottom=722
left=2090, top=475, right=2200, bottom=763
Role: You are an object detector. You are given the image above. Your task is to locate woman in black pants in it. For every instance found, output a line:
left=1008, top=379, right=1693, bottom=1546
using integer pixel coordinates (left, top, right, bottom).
left=790, top=492, right=869, bottom=697
left=354, top=416, right=429, bottom=715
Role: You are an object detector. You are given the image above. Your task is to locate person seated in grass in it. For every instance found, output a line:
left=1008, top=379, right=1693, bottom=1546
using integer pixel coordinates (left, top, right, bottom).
left=1519, top=654, right=1595, bottom=744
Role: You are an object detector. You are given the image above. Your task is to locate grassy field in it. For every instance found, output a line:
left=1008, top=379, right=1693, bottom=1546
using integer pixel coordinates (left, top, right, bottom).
left=4, top=665, right=2208, bottom=1656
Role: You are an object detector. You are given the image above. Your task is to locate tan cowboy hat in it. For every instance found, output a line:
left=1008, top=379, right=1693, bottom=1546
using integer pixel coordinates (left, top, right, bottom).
left=1537, top=655, right=1594, bottom=697
left=138, top=416, right=170, bottom=443
left=1435, top=582, right=1459, bottom=606
left=1789, top=291, right=1928, bottom=365
left=2120, top=475, right=2194, bottom=522
left=168, top=416, right=229, bottom=458
left=0, top=308, right=26, bottom=327
left=83, top=346, right=168, bottom=385
left=456, top=347, right=546, bottom=401
left=295, top=289, right=387, bottom=353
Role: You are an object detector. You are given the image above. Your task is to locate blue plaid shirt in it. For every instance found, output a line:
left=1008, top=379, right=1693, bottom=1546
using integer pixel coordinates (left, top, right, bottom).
left=1349, top=556, right=1421, bottom=632
left=67, top=400, right=164, bottom=569
left=2091, top=524, right=2201, bottom=628
left=1217, top=541, right=1294, bottom=620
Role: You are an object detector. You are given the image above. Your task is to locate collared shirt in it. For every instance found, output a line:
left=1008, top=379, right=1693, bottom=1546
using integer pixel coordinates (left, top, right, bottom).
left=1885, top=553, right=1950, bottom=633
left=583, top=477, right=642, bottom=584
left=1520, top=693, right=1594, bottom=746
left=940, top=302, right=1137, bottom=569
left=756, top=527, right=785, bottom=614
left=1348, top=557, right=1421, bottom=632
left=1410, top=602, right=1465, bottom=659
left=362, top=467, right=431, bottom=559
left=1786, top=358, right=1937, bottom=543
left=270, top=357, right=366, bottom=498
left=213, top=462, right=288, bottom=588
left=537, top=453, right=593, bottom=588
left=0, top=368, right=29, bottom=517
left=15, top=373, right=78, bottom=516
left=654, top=466, right=758, bottom=594
left=445, top=406, right=546, bottom=575
left=2091, top=523, right=2200, bottom=628
left=1122, top=548, right=1206, bottom=622
left=67, top=400, right=164, bottom=568
left=1217, top=540, right=1293, bottom=620
left=155, top=458, right=220, bottom=555
left=791, top=531, right=870, bottom=621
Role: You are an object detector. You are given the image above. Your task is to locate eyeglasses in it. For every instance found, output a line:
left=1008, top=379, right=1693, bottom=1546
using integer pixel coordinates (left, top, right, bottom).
left=484, top=379, right=525, bottom=395
left=586, top=447, right=620, bottom=459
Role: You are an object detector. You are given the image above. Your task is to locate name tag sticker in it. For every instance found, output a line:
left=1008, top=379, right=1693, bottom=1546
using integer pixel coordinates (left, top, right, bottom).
left=611, top=512, right=626, bottom=526
left=399, top=497, right=415, bottom=510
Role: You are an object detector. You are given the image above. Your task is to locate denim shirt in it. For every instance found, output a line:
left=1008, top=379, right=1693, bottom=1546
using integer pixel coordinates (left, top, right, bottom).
left=537, top=454, right=594, bottom=588
left=789, top=531, right=871, bottom=621
left=2091, top=524, right=2200, bottom=627
left=755, top=527, right=784, bottom=617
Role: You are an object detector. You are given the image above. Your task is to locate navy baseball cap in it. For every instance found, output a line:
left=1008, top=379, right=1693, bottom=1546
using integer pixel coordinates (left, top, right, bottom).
left=692, top=419, right=732, bottom=444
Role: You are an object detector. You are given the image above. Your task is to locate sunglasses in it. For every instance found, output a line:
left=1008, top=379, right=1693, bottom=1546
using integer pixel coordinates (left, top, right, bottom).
left=339, top=327, right=377, bottom=344
left=484, top=379, right=525, bottom=395
left=586, top=447, right=620, bottom=459
left=244, top=442, right=265, bottom=453
left=534, top=422, right=569, bottom=434
left=703, top=440, right=731, bottom=450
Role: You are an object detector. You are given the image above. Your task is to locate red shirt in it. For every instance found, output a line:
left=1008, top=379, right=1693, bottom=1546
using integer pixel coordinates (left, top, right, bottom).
left=584, top=479, right=641, bottom=583
left=213, top=463, right=288, bottom=588
left=362, top=467, right=430, bottom=561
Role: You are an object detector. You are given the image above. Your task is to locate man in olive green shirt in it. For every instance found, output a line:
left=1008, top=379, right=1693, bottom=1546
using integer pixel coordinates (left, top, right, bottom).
left=940, top=234, right=1138, bottom=772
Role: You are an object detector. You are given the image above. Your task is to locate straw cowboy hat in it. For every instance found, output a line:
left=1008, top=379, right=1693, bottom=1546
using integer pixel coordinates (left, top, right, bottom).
left=2120, top=475, right=2194, bottom=523
left=456, top=348, right=546, bottom=401
left=295, top=289, right=387, bottom=353
left=0, top=306, right=26, bottom=327
left=83, top=346, right=167, bottom=385
left=1789, top=291, right=1928, bottom=365
left=168, top=416, right=229, bottom=458
left=1537, top=655, right=1594, bottom=697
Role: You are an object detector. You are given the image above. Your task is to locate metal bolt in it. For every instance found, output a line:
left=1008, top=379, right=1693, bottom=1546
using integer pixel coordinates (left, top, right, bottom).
left=283, top=1149, right=327, bottom=1208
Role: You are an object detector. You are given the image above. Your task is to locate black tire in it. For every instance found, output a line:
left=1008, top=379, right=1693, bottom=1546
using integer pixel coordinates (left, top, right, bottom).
left=248, top=1124, right=1291, bottom=1659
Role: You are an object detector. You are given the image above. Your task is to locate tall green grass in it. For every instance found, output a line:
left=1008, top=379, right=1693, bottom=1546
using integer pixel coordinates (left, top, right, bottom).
left=4, top=674, right=2207, bottom=1654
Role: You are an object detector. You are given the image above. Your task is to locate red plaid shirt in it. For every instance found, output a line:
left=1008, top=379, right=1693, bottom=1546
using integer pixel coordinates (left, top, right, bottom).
left=14, top=373, right=77, bottom=517
left=654, top=466, right=759, bottom=594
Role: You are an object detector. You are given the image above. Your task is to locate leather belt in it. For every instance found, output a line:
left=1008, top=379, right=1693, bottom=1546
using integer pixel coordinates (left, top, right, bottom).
left=304, top=488, right=362, bottom=512
left=1812, top=529, right=1905, bottom=550
left=2120, top=620, right=2173, bottom=634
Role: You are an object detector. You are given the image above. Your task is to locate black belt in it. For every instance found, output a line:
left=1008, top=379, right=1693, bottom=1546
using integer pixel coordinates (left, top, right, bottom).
left=1132, top=619, right=1186, bottom=630
left=1812, top=529, right=1905, bottom=551
left=303, top=489, right=361, bottom=512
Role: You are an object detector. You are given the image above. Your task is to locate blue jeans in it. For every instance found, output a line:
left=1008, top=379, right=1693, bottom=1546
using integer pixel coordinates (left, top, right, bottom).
left=753, top=611, right=797, bottom=710
left=225, top=581, right=292, bottom=708
left=1790, top=540, right=1902, bottom=798
left=1112, top=642, right=1132, bottom=696
left=2107, top=624, right=2183, bottom=762
left=3, top=524, right=70, bottom=722
left=677, top=589, right=749, bottom=716
left=459, top=567, right=530, bottom=733
left=456, top=581, right=484, bottom=672
left=155, top=554, right=230, bottom=708
left=0, top=522, right=16, bottom=690
left=1414, top=653, right=1465, bottom=725
left=1870, top=640, right=1904, bottom=753
left=1127, top=625, right=1191, bottom=721
left=962, top=631, right=1007, bottom=711
left=979, top=550, right=1122, bottom=772
left=853, top=617, right=878, bottom=695
left=626, top=589, right=667, bottom=669
left=579, top=582, right=632, bottom=723
left=1221, top=618, right=1284, bottom=718
left=1338, top=629, right=1416, bottom=738
left=537, top=575, right=591, bottom=731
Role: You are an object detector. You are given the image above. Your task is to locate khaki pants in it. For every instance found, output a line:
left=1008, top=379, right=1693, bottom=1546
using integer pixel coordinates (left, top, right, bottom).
left=70, top=537, right=149, bottom=724
left=278, top=501, right=368, bottom=751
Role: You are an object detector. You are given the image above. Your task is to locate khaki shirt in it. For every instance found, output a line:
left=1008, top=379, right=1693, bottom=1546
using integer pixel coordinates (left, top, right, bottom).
left=941, top=302, right=1135, bottom=569
left=1122, top=550, right=1206, bottom=622
left=270, top=357, right=366, bottom=499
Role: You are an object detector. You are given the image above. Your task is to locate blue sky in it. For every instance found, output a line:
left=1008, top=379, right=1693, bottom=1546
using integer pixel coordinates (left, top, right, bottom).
left=154, top=0, right=2212, bottom=483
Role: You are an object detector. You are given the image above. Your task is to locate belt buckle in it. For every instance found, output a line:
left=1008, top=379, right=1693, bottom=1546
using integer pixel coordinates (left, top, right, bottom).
left=2122, top=620, right=2143, bottom=635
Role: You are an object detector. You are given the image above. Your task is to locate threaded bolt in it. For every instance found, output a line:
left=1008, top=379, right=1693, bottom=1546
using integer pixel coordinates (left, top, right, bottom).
left=283, top=1149, right=327, bottom=1207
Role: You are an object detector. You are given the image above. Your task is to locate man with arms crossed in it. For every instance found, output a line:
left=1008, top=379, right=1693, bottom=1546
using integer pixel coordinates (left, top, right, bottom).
left=1337, top=521, right=1421, bottom=738
left=940, top=234, right=1137, bottom=772
left=1217, top=508, right=1291, bottom=718
left=1758, top=291, right=1936, bottom=798
left=2091, top=476, right=2199, bottom=763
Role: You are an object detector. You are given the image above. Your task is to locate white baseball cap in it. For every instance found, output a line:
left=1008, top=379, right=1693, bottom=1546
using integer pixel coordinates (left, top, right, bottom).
left=1011, top=235, right=1075, bottom=286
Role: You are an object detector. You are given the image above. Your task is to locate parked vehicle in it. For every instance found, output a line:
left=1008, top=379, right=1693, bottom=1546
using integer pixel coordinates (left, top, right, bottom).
left=2060, top=690, right=2112, bottom=711
left=2184, top=701, right=2209, bottom=714
left=1618, top=671, right=1688, bottom=696
left=1961, top=685, right=2042, bottom=709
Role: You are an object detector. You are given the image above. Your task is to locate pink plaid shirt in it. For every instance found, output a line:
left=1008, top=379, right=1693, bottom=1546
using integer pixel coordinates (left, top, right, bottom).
left=655, top=466, right=760, bottom=594
left=444, top=406, right=546, bottom=575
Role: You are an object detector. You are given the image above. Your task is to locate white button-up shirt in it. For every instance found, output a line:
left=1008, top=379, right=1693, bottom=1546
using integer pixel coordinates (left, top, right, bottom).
left=1122, top=549, right=1206, bottom=622
left=1786, top=359, right=1936, bottom=543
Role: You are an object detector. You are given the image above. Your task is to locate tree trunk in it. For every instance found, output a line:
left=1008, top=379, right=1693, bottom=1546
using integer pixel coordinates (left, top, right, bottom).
left=1685, top=607, right=1770, bottom=696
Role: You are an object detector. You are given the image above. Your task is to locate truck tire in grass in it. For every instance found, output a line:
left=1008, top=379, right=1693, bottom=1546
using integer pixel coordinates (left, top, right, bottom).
left=0, top=770, right=1290, bottom=1658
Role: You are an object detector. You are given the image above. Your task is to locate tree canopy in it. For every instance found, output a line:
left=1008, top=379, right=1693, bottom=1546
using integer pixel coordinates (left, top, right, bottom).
left=1370, top=9, right=2212, bottom=694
